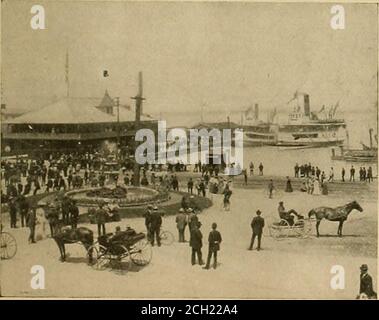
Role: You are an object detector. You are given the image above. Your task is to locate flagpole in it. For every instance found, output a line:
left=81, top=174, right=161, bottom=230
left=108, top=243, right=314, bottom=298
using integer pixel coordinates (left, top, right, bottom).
left=65, top=50, right=70, bottom=98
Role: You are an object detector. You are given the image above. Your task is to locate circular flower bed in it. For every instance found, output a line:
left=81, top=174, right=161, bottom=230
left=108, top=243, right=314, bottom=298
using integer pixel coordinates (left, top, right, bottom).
left=85, top=186, right=128, bottom=199
left=65, top=186, right=169, bottom=207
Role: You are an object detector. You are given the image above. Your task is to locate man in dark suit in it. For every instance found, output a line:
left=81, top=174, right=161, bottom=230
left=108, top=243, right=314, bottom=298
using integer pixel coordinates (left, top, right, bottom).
left=350, top=165, right=355, bottom=182
left=96, top=202, right=108, bottom=237
left=150, top=206, right=163, bottom=247
left=69, top=200, right=79, bottom=229
left=187, top=178, right=194, bottom=194
left=26, top=205, right=37, bottom=244
left=9, top=198, right=18, bottom=228
left=18, top=194, right=29, bottom=228
left=357, top=264, right=377, bottom=299
left=46, top=202, right=59, bottom=237
left=143, top=204, right=153, bottom=242
left=190, top=221, right=204, bottom=265
left=204, top=223, right=222, bottom=270
left=249, top=210, right=265, bottom=251
left=61, top=196, right=71, bottom=225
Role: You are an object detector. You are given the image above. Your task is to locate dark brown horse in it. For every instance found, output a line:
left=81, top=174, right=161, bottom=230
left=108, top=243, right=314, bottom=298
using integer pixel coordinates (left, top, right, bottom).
left=53, top=224, right=94, bottom=263
left=308, top=201, right=363, bottom=237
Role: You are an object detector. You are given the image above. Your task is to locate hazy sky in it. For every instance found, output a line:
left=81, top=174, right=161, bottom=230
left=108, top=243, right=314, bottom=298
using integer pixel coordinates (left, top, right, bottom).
left=1, top=1, right=378, bottom=117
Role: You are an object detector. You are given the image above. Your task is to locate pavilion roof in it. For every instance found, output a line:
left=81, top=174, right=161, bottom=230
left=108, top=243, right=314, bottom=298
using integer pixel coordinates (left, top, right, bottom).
left=6, top=97, right=154, bottom=124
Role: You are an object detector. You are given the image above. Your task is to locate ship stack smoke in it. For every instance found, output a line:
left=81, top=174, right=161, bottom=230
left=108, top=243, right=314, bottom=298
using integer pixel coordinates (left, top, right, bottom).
left=254, top=104, right=259, bottom=120
left=304, top=94, right=310, bottom=117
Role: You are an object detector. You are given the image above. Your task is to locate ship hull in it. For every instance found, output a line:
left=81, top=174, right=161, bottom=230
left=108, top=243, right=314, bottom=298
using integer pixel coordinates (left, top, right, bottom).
left=276, top=139, right=344, bottom=148
left=242, top=124, right=277, bottom=147
left=275, top=121, right=346, bottom=148
left=331, top=147, right=378, bottom=162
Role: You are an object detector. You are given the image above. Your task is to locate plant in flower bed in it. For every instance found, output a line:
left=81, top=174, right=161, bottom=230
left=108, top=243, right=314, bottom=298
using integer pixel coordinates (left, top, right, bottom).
left=86, top=186, right=127, bottom=199
left=68, top=186, right=170, bottom=207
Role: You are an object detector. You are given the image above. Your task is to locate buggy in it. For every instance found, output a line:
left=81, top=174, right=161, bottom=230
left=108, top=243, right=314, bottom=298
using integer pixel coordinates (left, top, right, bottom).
left=269, top=217, right=312, bottom=239
left=87, top=227, right=152, bottom=270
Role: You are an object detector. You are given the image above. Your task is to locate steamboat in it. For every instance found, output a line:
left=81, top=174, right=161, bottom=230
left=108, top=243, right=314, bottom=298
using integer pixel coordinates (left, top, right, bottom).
left=241, top=104, right=277, bottom=146
left=275, top=93, right=347, bottom=148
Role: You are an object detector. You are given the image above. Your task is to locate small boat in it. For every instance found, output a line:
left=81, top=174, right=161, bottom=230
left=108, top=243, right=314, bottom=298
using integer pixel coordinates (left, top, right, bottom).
left=331, top=129, right=378, bottom=163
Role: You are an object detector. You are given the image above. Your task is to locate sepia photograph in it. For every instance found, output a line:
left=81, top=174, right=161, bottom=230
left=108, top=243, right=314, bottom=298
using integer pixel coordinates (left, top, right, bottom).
left=0, top=0, right=377, bottom=300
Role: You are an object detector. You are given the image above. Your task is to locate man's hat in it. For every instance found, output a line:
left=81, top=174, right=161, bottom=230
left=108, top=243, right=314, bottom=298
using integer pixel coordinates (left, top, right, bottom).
left=153, top=206, right=158, bottom=211
left=179, top=208, right=184, bottom=213
left=279, top=201, right=283, bottom=204
left=360, top=264, right=368, bottom=271
left=147, top=204, right=153, bottom=209
left=256, top=210, right=262, bottom=215
left=187, top=208, right=193, bottom=213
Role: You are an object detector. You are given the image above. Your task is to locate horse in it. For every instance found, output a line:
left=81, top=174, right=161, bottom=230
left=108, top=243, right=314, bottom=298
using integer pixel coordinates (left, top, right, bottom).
left=308, top=200, right=363, bottom=237
left=53, top=223, right=94, bottom=263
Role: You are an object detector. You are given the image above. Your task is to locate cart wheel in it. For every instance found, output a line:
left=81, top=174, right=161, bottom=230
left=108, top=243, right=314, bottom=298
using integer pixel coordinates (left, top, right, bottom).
left=269, top=223, right=289, bottom=240
left=269, top=225, right=282, bottom=240
left=88, top=244, right=109, bottom=271
left=293, top=219, right=306, bottom=238
left=302, top=219, right=313, bottom=237
left=278, top=219, right=291, bottom=238
left=0, top=232, right=17, bottom=260
left=130, top=239, right=152, bottom=266
left=160, top=230, right=174, bottom=245
left=110, top=244, right=131, bottom=270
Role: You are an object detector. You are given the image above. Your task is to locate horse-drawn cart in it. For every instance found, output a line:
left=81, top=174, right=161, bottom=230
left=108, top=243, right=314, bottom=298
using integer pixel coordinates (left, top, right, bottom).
left=269, top=218, right=313, bottom=239
left=87, top=227, right=152, bottom=270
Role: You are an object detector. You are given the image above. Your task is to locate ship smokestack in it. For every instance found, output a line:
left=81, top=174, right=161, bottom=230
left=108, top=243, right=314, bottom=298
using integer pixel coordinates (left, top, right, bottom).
left=254, top=104, right=259, bottom=120
left=304, top=94, right=310, bottom=117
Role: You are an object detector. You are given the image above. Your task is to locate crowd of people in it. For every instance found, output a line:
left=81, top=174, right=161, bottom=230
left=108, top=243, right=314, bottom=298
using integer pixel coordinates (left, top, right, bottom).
left=294, top=163, right=374, bottom=183
left=2, top=150, right=377, bottom=280
left=5, top=193, right=80, bottom=244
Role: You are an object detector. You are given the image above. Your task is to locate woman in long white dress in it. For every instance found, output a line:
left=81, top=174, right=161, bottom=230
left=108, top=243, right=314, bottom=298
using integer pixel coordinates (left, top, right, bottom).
left=313, top=178, right=321, bottom=195
left=35, top=207, right=49, bottom=241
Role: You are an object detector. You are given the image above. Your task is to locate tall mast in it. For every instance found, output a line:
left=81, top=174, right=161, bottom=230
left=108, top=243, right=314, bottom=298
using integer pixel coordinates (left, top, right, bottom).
left=131, top=71, right=145, bottom=186
left=132, top=71, right=145, bottom=124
